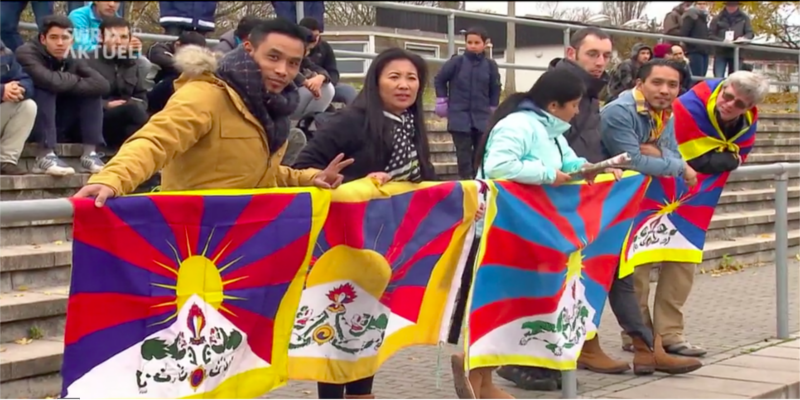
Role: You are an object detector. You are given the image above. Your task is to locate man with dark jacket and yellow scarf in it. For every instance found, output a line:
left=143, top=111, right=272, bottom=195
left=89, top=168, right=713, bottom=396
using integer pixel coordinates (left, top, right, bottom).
left=75, top=18, right=353, bottom=206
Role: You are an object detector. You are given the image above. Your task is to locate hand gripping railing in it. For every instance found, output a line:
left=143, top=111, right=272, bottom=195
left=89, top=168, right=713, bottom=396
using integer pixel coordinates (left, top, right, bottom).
left=0, top=163, right=797, bottom=399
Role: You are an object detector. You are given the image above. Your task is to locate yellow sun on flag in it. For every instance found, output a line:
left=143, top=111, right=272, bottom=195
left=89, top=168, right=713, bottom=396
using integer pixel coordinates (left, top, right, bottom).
left=148, top=228, right=249, bottom=327
left=657, top=200, right=681, bottom=216
left=565, top=249, right=584, bottom=284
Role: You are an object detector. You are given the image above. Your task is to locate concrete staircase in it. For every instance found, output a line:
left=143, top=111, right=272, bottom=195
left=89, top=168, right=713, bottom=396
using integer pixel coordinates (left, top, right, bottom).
left=0, top=113, right=798, bottom=398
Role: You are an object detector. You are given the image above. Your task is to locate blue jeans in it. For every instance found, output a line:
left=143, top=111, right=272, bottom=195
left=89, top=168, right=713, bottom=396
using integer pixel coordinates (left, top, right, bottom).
left=333, top=83, right=358, bottom=105
left=713, top=56, right=737, bottom=78
left=31, top=89, right=104, bottom=149
left=0, top=1, right=54, bottom=52
left=687, top=53, right=709, bottom=82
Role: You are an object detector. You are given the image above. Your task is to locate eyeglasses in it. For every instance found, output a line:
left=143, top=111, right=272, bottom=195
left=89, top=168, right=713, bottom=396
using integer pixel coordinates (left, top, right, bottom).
left=721, top=90, right=750, bottom=109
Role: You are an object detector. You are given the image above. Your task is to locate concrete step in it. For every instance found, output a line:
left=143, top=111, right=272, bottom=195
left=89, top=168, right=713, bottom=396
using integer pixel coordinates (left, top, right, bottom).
left=754, top=138, right=800, bottom=153
left=699, top=230, right=800, bottom=271
left=1, top=218, right=73, bottom=246
left=716, top=186, right=800, bottom=213
left=0, top=285, right=68, bottom=344
left=0, top=337, right=62, bottom=399
left=0, top=174, right=88, bottom=201
left=0, top=243, right=72, bottom=292
left=707, top=206, right=800, bottom=242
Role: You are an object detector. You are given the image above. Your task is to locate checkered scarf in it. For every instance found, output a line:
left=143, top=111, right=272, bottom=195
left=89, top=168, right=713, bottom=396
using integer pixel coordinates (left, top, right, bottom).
left=216, top=47, right=299, bottom=153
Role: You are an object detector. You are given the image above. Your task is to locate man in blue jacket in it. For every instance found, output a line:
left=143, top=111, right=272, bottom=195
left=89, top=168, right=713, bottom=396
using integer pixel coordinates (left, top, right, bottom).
left=0, top=39, right=37, bottom=175
left=159, top=1, right=217, bottom=36
left=273, top=1, right=324, bottom=31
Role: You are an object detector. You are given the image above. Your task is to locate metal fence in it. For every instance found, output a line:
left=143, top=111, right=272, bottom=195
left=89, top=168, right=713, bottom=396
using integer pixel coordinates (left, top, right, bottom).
left=10, top=4, right=800, bottom=398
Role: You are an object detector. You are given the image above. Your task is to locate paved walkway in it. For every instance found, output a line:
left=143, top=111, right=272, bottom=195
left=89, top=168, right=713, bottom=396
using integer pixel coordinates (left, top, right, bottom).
left=265, top=261, right=800, bottom=399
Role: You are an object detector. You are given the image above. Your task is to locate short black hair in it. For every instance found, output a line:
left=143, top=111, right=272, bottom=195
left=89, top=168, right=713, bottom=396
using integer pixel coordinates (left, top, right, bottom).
left=177, top=31, right=206, bottom=47
left=235, top=16, right=264, bottom=41
left=39, top=15, right=73, bottom=37
left=570, top=27, right=611, bottom=50
left=298, top=17, right=321, bottom=32
left=637, top=58, right=684, bottom=81
left=249, top=17, right=308, bottom=47
left=464, top=26, right=488, bottom=42
left=99, top=16, right=130, bottom=38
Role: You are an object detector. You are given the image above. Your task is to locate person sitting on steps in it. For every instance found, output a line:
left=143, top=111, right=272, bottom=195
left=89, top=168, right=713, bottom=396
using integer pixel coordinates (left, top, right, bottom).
left=0, top=39, right=37, bottom=175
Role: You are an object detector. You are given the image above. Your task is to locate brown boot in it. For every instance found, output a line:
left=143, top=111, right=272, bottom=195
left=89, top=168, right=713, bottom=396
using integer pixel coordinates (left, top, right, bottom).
left=479, top=368, right=514, bottom=399
left=633, top=335, right=703, bottom=375
left=451, top=353, right=477, bottom=399
left=652, top=335, right=703, bottom=375
left=577, top=336, right=631, bottom=374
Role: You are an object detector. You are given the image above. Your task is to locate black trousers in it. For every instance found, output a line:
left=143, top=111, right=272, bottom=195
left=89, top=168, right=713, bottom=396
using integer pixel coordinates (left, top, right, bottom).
left=451, top=129, right=482, bottom=180
left=31, top=88, right=104, bottom=149
left=102, top=101, right=149, bottom=150
left=317, top=376, right=374, bottom=399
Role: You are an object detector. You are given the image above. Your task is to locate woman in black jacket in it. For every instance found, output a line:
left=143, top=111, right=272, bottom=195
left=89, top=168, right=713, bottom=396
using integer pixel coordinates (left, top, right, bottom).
left=292, top=47, right=437, bottom=399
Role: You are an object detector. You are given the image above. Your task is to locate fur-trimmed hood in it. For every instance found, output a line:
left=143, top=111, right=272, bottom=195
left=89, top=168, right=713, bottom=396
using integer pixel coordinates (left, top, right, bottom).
left=174, top=45, right=222, bottom=78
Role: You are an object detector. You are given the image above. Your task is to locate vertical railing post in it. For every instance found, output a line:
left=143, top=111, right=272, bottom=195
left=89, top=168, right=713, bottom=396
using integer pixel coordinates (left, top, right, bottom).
left=733, top=46, right=740, bottom=72
left=295, top=1, right=305, bottom=22
left=563, top=28, right=570, bottom=57
left=561, top=370, right=578, bottom=399
left=447, top=12, right=456, bottom=58
left=774, top=171, right=790, bottom=339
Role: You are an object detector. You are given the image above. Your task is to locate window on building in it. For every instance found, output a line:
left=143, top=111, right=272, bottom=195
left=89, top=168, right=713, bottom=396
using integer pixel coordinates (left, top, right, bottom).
left=329, top=41, right=369, bottom=75
left=405, top=43, right=440, bottom=59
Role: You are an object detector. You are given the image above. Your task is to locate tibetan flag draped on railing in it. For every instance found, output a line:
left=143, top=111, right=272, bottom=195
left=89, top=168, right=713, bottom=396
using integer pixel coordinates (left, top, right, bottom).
left=288, top=178, right=480, bottom=383
left=620, top=79, right=757, bottom=273
left=63, top=189, right=330, bottom=399
left=466, top=173, right=649, bottom=370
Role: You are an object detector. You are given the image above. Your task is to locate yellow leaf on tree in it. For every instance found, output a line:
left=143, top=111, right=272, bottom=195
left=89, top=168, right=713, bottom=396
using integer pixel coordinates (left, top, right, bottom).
left=14, top=338, right=33, bottom=345
left=709, top=2, right=799, bottom=48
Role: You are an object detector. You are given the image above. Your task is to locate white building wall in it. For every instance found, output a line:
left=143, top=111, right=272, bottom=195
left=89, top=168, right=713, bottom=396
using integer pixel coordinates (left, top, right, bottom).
left=494, top=45, right=566, bottom=93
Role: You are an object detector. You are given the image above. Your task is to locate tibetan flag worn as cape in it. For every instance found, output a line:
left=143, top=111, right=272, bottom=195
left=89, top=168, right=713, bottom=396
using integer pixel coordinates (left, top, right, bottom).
left=288, top=178, right=480, bottom=383
left=466, top=173, right=649, bottom=370
left=620, top=79, right=757, bottom=273
left=63, top=189, right=330, bottom=399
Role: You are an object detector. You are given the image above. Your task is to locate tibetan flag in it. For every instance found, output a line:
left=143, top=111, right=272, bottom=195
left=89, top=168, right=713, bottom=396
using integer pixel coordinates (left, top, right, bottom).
left=288, top=178, right=480, bottom=383
left=620, top=79, right=758, bottom=273
left=466, top=173, right=649, bottom=370
left=63, top=188, right=330, bottom=399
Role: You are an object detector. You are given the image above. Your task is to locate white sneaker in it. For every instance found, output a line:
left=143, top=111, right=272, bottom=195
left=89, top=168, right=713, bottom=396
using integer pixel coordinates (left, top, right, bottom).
left=80, top=153, right=105, bottom=174
left=32, top=154, right=75, bottom=176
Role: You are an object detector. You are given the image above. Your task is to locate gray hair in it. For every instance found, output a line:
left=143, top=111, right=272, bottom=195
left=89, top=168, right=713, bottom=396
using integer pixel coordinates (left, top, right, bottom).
left=723, top=71, right=770, bottom=105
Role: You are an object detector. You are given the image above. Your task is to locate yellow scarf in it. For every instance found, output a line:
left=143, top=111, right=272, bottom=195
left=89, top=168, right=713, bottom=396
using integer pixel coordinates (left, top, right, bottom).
left=632, top=88, right=672, bottom=143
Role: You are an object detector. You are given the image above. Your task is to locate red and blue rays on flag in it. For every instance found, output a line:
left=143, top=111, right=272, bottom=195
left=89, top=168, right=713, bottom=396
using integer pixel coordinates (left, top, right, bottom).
left=312, top=182, right=466, bottom=324
left=64, top=193, right=315, bottom=394
left=468, top=175, right=649, bottom=346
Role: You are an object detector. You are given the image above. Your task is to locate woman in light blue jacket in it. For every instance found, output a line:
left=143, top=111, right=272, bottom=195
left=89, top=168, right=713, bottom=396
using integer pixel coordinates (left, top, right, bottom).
left=450, top=68, right=610, bottom=399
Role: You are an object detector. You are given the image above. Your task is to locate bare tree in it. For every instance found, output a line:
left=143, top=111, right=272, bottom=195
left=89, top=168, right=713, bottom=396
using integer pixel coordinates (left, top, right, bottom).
left=536, top=2, right=594, bottom=22
left=600, top=1, right=650, bottom=26
left=325, top=1, right=447, bottom=26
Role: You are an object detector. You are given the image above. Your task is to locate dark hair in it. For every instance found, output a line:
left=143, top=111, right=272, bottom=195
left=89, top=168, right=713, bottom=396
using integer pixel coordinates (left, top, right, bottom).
left=98, top=16, right=130, bottom=38
left=177, top=31, right=206, bottom=47
left=475, top=68, right=586, bottom=170
left=464, top=26, right=488, bottom=42
left=235, top=16, right=265, bottom=41
left=570, top=27, right=611, bottom=50
left=39, top=15, right=73, bottom=37
left=249, top=17, right=307, bottom=46
left=636, top=58, right=684, bottom=81
left=351, top=48, right=432, bottom=173
left=299, top=17, right=321, bottom=32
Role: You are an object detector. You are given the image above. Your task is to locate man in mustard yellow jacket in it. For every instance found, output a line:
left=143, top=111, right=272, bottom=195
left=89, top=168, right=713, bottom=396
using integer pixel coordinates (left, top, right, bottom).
left=75, top=18, right=352, bottom=207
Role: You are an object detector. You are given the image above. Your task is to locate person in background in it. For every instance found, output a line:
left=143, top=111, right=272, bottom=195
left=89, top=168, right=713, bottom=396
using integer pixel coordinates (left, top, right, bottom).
left=606, top=43, right=652, bottom=102
left=298, top=17, right=359, bottom=106
left=668, top=45, right=694, bottom=94
left=73, top=18, right=351, bottom=206
left=680, top=1, right=711, bottom=80
left=0, top=39, right=37, bottom=175
left=291, top=26, right=335, bottom=123
left=709, top=1, right=754, bottom=78
left=146, top=31, right=206, bottom=114
left=293, top=48, right=437, bottom=400
left=87, top=17, right=149, bottom=150
left=16, top=16, right=109, bottom=176
left=600, top=58, right=704, bottom=375
left=68, top=1, right=126, bottom=17
left=434, top=26, right=501, bottom=180
left=0, top=1, right=54, bottom=52
left=653, top=43, right=672, bottom=60
left=158, top=1, right=217, bottom=36
left=662, top=2, right=693, bottom=44
left=272, top=1, right=325, bottom=31
left=214, top=16, right=262, bottom=54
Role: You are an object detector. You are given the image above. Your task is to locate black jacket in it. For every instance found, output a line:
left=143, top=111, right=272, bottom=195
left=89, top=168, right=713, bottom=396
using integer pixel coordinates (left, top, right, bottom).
left=709, top=8, right=754, bottom=57
left=680, top=7, right=711, bottom=55
left=15, top=41, right=109, bottom=97
left=688, top=112, right=743, bottom=174
left=293, top=107, right=438, bottom=183
left=86, top=51, right=148, bottom=109
left=306, top=40, right=340, bottom=85
left=550, top=58, right=609, bottom=163
left=146, top=41, right=178, bottom=83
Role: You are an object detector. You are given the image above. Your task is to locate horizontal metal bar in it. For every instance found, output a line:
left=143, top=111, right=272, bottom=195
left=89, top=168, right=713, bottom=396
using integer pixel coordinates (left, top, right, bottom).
left=363, top=1, right=800, bottom=55
left=1, top=163, right=797, bottom=225
left=19, top=21, right=223, bottom=45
